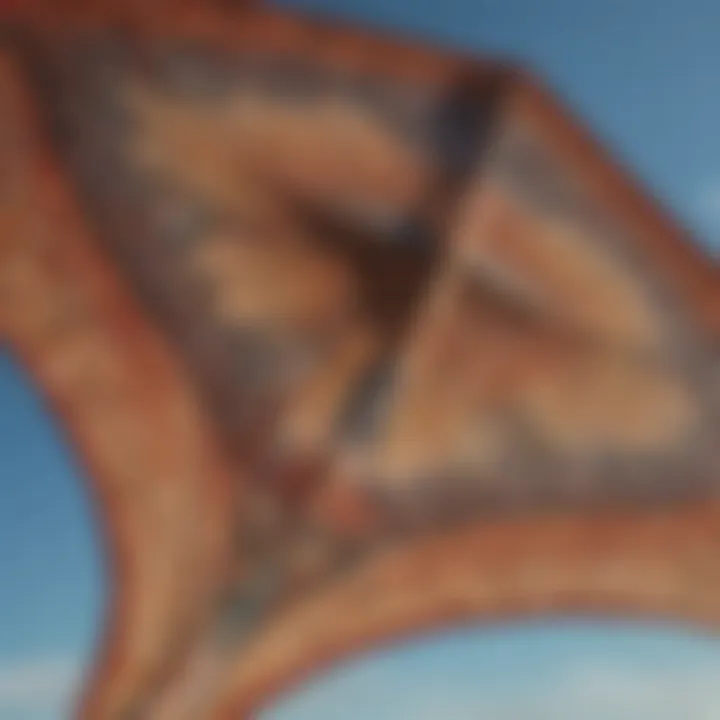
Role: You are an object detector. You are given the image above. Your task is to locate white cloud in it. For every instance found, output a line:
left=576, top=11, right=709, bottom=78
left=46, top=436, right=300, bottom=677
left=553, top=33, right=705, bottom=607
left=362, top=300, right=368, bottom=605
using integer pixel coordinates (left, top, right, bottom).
left=418, top=661, right=720, bottom=720
left=0, top=658, right=83, bottom=715
left=265, top=655, right=720, bottom=720
left=549, top=660, right=720, bottom=720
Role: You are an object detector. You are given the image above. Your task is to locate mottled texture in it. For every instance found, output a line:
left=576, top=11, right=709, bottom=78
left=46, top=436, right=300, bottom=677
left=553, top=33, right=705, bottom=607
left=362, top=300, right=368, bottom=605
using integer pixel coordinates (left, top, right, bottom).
left=2, top=1, right=720, bottom=718
left=0, top=51, right=234, bottom=719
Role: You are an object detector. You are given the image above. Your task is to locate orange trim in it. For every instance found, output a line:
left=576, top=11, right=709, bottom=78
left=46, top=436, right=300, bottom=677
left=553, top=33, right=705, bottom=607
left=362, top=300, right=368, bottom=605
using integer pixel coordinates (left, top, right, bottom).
left=506, top=70, right=720, bottom=334
left=4, top=1, right=498, bottom=87
left=2, top=4, right=719, bottom=718
left=0, top=51, right=236, bottom=718
left=216, top=502, right=720, bottom=717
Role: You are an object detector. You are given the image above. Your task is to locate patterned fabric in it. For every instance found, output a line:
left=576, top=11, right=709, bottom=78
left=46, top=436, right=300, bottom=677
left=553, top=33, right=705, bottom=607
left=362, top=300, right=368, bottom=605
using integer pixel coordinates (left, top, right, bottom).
left=1, top=2, right=719, bottom=717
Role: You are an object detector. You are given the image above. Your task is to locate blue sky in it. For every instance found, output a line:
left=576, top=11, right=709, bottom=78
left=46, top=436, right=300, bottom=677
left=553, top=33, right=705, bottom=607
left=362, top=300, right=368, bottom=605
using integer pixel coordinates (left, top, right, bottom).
left=2, top=0, right=720, bottom=717
left=263, top=621, right=720, bottom=720
left=0, top=353, right=104, bottom=719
